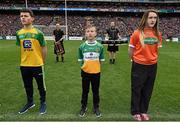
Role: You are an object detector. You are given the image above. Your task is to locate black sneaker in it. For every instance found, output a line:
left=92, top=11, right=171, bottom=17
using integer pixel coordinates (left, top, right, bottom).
left=94, top=108, right=101, bottom=117
left=39, top=102, right=47, bottom=115
left=56, top=56, right=59, bottom=62
left=112, top=59, right=115, bottom=64
left=61, top=57, right=64, bottom=63
left=109, top=59, right=112, bottom=64
left=79, top=107, right=87, bottom=117
left=18, top=102, right=35, bottom=114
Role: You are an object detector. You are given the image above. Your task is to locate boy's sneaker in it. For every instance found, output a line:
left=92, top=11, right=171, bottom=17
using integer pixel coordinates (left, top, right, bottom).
left=39, top=102, right=47, bottom=114
left=79, top=107, right=87, bottom=117
left=132, top=114, right=142, bottom=121
left=94, top=108, right=101, bottom=118
left=18, top=102, right=35, bottom=114
left=141, top=113, right=150, bottom=121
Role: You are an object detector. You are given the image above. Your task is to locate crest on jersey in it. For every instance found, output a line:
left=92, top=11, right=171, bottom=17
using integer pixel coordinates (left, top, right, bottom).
left=23, top=40, right=32, bottom=48
left=96, top=48, right=100, bottom=52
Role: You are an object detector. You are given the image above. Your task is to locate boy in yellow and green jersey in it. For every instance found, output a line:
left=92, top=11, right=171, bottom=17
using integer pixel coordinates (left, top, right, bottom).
left=16, top=9, right=47, bottom=115
left=78, top=25, right=105, bottom=117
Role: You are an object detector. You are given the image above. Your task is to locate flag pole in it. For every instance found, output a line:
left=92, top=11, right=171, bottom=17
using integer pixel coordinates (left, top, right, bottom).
left=25, top=0, right=28, bottom=8
left=65, top=0, right=68, bottom=40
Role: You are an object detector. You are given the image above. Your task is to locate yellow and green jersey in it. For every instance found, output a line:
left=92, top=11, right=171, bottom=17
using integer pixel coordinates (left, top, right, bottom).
left=78, top=41, right=105, bottom=74
left=16, top=27, right=46, bottom=67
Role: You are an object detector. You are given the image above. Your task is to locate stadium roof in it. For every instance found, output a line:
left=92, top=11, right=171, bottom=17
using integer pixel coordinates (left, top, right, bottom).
left=49, top=0, right=180, bottom=3
left=6, top=0, right=180, bottom=4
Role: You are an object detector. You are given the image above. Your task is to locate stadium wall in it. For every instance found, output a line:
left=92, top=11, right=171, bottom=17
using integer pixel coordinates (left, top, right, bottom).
left=1, top=36, right=180, bottom=43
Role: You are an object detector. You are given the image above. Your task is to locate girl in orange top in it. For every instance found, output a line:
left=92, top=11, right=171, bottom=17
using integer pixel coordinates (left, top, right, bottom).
left=128, top=9, right=162, bottom=121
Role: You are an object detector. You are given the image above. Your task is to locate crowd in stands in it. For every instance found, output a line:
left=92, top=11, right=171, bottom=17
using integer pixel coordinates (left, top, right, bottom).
left=0, top=1, right=180, bottom=39
left=0, top=13, right=179, bottom=39
left=0, top=14, right=19, bottom=36
left=1, top=1, right=180, bottom=10
left=0, top=14, right=53, bottom=36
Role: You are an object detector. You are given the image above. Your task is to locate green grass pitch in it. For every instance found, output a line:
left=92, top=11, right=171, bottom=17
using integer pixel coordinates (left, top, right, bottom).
left=0, top=40, right=180, bottom=121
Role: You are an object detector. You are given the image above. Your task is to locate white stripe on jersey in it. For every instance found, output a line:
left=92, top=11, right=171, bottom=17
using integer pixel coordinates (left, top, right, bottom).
left=83, top=52, right=100, bottom=61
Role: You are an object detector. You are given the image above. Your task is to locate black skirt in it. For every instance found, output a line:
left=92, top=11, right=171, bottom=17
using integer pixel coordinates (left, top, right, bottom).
left=107, top=45, right=119, bottom=52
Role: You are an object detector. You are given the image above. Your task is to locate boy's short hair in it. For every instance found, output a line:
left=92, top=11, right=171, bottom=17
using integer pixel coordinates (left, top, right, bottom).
left=85, top=25, right=97, bottom=31
left=20, top=9, right=34, bottom=17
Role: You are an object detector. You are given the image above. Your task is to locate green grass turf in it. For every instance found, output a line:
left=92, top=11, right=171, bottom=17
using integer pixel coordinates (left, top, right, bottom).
left=0, top=40, right=180, bottom=121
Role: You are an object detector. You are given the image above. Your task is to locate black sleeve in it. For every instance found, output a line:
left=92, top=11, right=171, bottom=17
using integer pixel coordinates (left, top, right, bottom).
left=53, top=30, right=55, bottom=36
left=62, top=30, right=64, bottom=35
left=106, top=28, right=109, bottom=34
left=116, top=28, right=119, bottom=33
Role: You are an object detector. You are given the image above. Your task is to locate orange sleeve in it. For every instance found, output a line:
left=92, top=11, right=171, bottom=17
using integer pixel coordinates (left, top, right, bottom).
left=129, top=30, right=140, bottom=48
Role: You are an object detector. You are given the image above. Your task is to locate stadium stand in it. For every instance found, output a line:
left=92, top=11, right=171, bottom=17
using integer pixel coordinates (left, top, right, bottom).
left=0, top=0, right=180, bottom=40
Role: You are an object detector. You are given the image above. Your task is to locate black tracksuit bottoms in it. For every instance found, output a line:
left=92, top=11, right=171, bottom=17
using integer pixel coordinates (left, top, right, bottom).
left=20, top=66, right=46, bottom=104
left=81, top=70, right=100, bottom=109
left=131, top=61, right=157, bottom=115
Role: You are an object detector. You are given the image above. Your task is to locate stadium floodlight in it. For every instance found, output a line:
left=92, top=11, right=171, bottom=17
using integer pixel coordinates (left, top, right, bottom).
left=65, top=0, right=69, bottom=40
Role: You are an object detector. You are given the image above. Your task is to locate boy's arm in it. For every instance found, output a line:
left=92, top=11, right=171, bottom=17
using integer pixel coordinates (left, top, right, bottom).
left=42, top=46, right=47, bottom=64
left=16, top=31, right=20, bottom=46
left=78, top=46, right=83, bottom=62
left=100, top=46, right=105, bottom=62
left=38, top=31, right=47, bottom=64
